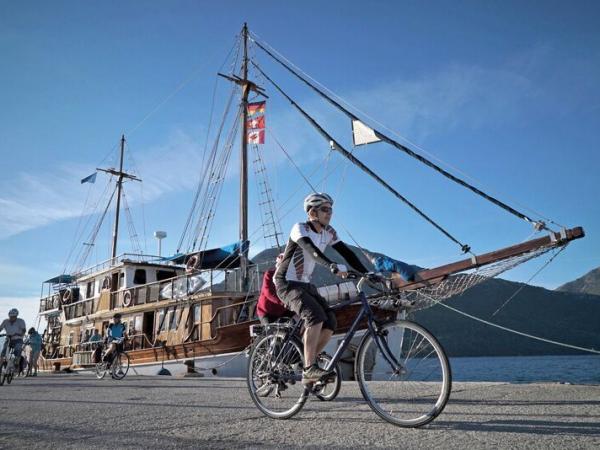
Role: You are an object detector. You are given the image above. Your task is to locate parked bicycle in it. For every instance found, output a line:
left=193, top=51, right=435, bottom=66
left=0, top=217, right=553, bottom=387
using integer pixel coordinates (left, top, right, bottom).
left=0, top=334, right=18, bottom=385
left=246, top=272, right=451, bottom=428
left=95, top=337, right=130, bottom=380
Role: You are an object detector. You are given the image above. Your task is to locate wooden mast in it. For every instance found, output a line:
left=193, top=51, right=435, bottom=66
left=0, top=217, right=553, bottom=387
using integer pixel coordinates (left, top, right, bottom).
left=240, top=23, right=250, bottom=284
left=97, top=134, right=141, bottom=263
left=111, top=134, right=126, bottom=259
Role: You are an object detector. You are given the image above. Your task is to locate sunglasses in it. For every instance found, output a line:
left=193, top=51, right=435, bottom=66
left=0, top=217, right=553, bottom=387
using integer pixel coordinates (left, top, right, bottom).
left=318, top=206, right=333, bottom=213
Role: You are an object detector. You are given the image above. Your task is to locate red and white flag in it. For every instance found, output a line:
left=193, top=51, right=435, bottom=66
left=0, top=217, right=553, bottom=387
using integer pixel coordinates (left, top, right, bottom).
left=247, top=115, right=265, bottom=130
left=247, top=129, right=265, bottom=145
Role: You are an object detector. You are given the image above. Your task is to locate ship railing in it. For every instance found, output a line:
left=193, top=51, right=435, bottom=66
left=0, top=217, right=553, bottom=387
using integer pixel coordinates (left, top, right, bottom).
left=63, top=298, right=95, bottom=321
left=72, top=252, right=166, bottom=279
left=110, top=265, right=261, bottom=309
left=183, top=296, right=259, bottom=342
left=39, top=293, right=62, bottom=313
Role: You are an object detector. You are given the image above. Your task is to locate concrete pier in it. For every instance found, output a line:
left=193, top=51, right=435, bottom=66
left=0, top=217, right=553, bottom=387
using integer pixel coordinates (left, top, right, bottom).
left=0, top=375, right=598, bottom=449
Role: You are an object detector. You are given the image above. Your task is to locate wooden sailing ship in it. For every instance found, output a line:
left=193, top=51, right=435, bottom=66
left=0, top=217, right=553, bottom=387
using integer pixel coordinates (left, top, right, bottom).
left=37, top=24, right=584, bottom=376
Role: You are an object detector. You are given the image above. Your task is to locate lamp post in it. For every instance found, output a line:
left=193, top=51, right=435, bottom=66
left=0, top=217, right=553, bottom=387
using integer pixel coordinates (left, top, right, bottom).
left=154, top=231, right=167, bottom=257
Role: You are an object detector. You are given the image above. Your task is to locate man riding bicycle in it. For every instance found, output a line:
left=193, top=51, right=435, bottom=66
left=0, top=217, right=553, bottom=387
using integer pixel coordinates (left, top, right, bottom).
left=0, top=309, right=27, bottom=368
left=274, top=192, right=368, bottom=385
left=103, top=313, right=127, bottom=365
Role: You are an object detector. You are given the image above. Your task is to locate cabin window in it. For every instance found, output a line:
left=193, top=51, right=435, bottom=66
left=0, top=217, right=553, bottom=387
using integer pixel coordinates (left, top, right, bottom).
left=169, top=308, right=179, bottom=330
left=193, top=304, right=201, bottom=323
left=119, top=273, right=125, bottom=289
left=157, top=270, right=176, bottom=282
left=157, top=309, right=166, bottom=333
left=86, top=281, right=95, bottom=299
left=134, top=269, right=147, bottom=285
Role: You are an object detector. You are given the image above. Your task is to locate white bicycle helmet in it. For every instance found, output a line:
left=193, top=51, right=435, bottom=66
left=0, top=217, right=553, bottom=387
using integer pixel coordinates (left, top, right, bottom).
left=8, top=308, right=18, bottom=317
left=303, top=192, right=334, bottom=212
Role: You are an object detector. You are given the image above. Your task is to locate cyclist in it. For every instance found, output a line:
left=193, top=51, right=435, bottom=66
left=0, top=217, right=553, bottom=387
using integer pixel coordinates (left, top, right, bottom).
left=0, top=308, right=27, bottom=369
left=24, top=328, right=42, bottom=376
left=274, top=192, right=368, bottom=384
left=103, top=313, right=127, bottom=365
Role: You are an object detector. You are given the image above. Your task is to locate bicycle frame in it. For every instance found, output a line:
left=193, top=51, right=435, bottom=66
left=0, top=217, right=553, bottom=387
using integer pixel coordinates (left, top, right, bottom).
left=322, top=292, right=403, bottom=374
left=266, top=286, right=403, bottom=377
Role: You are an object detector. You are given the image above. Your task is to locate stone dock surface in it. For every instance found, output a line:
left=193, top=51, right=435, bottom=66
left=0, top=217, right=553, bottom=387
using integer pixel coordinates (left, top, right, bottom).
left=0, top=375, right=598, bottom=449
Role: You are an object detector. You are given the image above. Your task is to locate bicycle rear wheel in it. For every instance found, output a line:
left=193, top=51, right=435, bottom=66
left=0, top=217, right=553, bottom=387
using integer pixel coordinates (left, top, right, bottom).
left=356, top=320, right=451, bottom=427
left=95, top=362, right=108, bottom=379
left=247, top=332, right=307, bottom=419
left=111, top=353, right=130, bottom=380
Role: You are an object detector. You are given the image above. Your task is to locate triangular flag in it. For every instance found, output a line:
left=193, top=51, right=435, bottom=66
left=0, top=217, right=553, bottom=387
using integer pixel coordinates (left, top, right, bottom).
left=81, top=172, right=97, bottom=184
left=352, top=119, right=381, bottom=146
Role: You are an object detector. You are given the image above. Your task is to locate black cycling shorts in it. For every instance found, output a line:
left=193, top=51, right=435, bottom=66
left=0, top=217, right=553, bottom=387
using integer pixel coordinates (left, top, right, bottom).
left=275, top=280, right=337, bottom=331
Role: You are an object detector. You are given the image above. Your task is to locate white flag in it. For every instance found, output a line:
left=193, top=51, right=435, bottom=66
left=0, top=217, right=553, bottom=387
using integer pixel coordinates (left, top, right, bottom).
left=352, top=119, right=381, bottom=146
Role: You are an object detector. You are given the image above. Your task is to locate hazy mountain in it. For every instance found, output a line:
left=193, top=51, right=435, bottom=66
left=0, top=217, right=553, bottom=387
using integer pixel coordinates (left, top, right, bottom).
left=556, top=266, right=600, bottom=296
left=253, top=247, right=600, bottom=357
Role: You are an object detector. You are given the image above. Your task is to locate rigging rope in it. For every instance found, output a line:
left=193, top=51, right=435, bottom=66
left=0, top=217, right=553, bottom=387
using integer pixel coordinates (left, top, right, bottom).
left=250, top=34, right=548, bottom=232
left=179, top=33, right=244, bottom=251
left=250, top=31, right=564, bottom=230
left=490, top=244, right=568, bottom=317
left=252, top=60, right=472, bottom=254
left=76, top=184, right=118, bottom=272
left=427, top=292, right=600, bottom=355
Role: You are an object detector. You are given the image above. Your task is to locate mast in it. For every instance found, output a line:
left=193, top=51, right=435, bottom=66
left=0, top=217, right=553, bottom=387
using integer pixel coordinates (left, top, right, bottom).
left=111, top=135, right=126, bottom=259
left=240, top=23, right=249, bottom=282
left=97, top=134, right=141, bottom=263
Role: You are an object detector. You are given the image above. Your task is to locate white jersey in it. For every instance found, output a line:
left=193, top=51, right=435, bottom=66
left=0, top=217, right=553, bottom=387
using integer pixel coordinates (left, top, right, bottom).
left=278, top=222, right=340, bottom=283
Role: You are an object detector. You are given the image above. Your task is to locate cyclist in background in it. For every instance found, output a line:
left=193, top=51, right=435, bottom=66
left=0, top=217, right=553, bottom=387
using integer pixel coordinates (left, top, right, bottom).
left=103, top=313, right=127, bottom=365
left=0, top=309, right=27, bottom=368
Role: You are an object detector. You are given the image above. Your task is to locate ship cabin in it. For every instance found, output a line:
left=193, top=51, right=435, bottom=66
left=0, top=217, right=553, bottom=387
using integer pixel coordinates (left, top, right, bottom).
left=38, top=253, right=260, bottom=368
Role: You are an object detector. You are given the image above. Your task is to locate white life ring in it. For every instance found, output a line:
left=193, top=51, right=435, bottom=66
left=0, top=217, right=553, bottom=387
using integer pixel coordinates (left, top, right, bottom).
left=186, top=255, right=199, bottom=273
left=61, top=289, right=72, bottom=304
left=123, top=289, right=133, bottom=307
left=101, top=276, right=112, bottom=290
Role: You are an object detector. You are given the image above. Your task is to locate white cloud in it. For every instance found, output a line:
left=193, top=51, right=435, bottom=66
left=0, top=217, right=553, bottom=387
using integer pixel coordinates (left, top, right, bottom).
left=0, top=130, right=206, bottom=240
left=0, top=297, right=41, bottom=332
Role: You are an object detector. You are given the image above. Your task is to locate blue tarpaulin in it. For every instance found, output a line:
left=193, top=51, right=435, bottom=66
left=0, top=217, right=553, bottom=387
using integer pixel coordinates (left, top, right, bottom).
left=165, top=241, right=250, bottom=269
left=44, top=274, right=74, bottom=284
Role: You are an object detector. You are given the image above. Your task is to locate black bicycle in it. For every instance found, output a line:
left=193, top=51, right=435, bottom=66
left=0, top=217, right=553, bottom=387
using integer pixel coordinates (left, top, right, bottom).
left=95, top=337, right=130, bottom=380
left=0, top=334, right=18, bottom=386
left=246, top=273, right=451, bottom=427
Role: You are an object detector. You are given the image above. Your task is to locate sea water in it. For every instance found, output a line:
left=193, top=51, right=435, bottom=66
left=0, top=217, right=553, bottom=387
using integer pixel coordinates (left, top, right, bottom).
left=450, top=354, right=600, bottom=384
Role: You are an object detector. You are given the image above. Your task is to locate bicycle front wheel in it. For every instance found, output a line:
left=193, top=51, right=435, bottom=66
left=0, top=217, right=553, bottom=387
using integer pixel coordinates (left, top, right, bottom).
left=246, top=332, right=308, bottom=419
left=111, top=353, right=130, bottom=380
left=0, top=361, right=5, bottom=386
left=356, top=320, right=451, bottom=427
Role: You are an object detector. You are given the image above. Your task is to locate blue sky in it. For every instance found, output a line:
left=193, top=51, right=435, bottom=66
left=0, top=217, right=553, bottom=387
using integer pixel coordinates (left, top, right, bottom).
left=1, top=1, right=599, bottom=327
